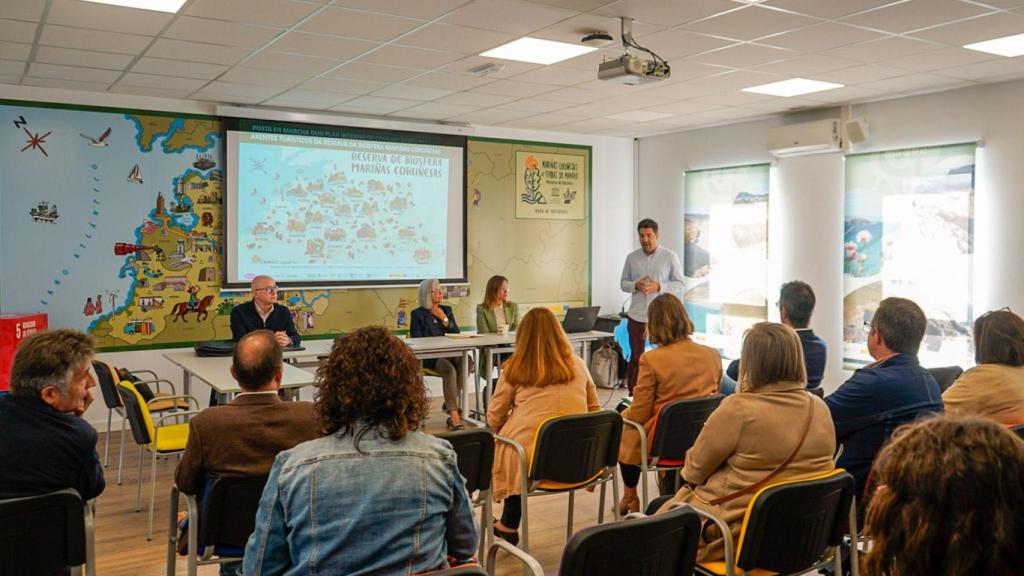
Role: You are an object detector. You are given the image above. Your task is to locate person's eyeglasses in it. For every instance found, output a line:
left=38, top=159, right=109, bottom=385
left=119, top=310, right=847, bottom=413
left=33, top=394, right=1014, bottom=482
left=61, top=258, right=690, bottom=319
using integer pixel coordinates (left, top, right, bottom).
left=863, top=320, right=873, bottom=333
left=258, top=286, right=278, bottom=294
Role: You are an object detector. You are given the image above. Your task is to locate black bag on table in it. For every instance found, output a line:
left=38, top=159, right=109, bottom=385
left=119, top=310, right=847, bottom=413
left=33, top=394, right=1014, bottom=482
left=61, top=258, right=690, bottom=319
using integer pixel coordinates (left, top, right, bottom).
left=194, top=340, right=235, bottom=357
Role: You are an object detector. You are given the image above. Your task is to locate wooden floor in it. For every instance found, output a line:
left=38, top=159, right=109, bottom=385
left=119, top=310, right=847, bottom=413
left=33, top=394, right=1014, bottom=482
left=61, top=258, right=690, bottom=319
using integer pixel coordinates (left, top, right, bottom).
left=91, top=387, right=638, bottom=575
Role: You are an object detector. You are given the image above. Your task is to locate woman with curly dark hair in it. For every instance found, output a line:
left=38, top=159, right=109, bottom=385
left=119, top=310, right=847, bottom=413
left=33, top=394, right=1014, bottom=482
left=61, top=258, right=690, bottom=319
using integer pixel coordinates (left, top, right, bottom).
left=244, top=326, right=478, bottom=575
left=863, top=415, right=1024, bottom=576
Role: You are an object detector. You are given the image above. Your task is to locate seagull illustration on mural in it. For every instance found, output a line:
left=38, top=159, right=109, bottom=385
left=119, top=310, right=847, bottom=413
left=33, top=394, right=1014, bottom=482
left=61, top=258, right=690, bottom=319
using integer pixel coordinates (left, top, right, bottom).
left=80, top=127, right=111, bottom=147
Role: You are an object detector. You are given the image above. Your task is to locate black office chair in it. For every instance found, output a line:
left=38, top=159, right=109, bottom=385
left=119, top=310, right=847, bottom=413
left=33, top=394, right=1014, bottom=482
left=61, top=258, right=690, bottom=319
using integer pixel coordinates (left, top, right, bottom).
left=438, top=428, right=495, bottom=563
left=488, top=503, right=701, bottom=576
left=495, top=410, right=623, bottom=553
left=622, top=395, right=723, bottom=509
left=167, top=475, right=268, bottom=576
left=926, top=366, right=963, bottom=393
left=691, top=469, right=858, bottom=576
left=0, top=488, right=95, bottom=576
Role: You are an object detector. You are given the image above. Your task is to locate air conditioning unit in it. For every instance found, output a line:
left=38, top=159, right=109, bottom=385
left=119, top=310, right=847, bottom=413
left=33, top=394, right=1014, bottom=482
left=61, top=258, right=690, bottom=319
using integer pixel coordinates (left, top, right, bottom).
left=767, top=118, right=842, bottom=157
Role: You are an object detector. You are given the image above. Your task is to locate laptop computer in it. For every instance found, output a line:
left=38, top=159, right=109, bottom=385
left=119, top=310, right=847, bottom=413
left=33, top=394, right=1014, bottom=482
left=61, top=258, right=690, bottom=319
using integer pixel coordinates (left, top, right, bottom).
left=562, top=306, right=600, bottom=333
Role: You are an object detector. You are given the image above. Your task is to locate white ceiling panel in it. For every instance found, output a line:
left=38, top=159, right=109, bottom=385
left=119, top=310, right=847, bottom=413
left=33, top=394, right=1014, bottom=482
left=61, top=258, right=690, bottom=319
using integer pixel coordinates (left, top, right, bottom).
left=394, top=101, right=482, bottom=119
left=259, top=98, right=331, bottom=110
left=38, top=24, right=152, bottom=54
left=529, top=13, right=662, bottom=46
left=335, top=95, right=418, bottom=113
left=163, top=16, right=284, bottom=49
left=690, top=43, right=796, bottom=68
left=402, top=71, right=496, bottom=91
left=442, top=0, right=577, bottom=35
left=0, top=60, right=25, bottom=76
left=858, top=72, right=969, bottom=94
left=495, top=98, right=573, bottom=112
left=299, top=7, right=425, bottom=42
left=371, top=84, right=455, bottom=101
left=193, top=80, right=283, bottom=99
left=815, top=63, right=910, bottom=85
left=302, top=76, right=388, bottom=95
left=131, top=57, right=229, bottom=80
left=743, top=96, right=820, bottom=111
left=690, top=90, right=774, bottom=106
left=334, top=0, right=473, bottom=20
left=508, top=65, right=596, bottom=86
left=440, top=55, right=541, bottom=78
left=0, top=41, right=32, bottom=61
left=437, top=91, right=520, bottom=107
left=396, top=23, right=514, bottom=54
left=641, top=99, right=721, bottom=115
left=936, top=57, right=1024, bottom=80
left=754, top=53, right=862, bottom=76
left=824, top=36, right=943, bottom=63
left=761, top=0, right=899, bottom=20
left=34, top=46, right=134, bottom=71
left=244, top=51, right=340, bottom=74
left=190, top=91, right=268, bottom=105
left=185, top=0, right=322, bottom=29
left=357, top=45, right=464, bottom=69
left=683, top=5, right=818, bottom=42
left=146, top=39, right=251, bottom=66
left=626, top=28, right=736, bottom=59
left=269, top=88, right=353, bottom=105
left=538, top=86, right=607, bottom=103
left=760, top=22, right=886, bottom=53
left=693, top=106, right=766, bottom=120
left=328, top=62, right=422, bottom=83
left=506, top=112, right=589, bottom=129
left=470, top=79, right=558, bottom=97
left=448, top=107, right=537, bottom=124
left=47, top=0, right=172, bottom=36
left=109, top=84, right=194, bottom=99
left=27, top=62, right=121, bottom=84
left=840, top=0, right=993, bottom=34
left=797, top=84, right=884, bottom=103
left=22, top=76, right=112, bottom=91
left=0, top=0, right=45, bottom=22
left=116, top=72, right=208, bottom=92
left=883, top=47, right=995, bottom=73
left=597, top=0, right=742, bottom=28
left=218, top=66, right=314, bottom=87
left=910, top=12, right=1024, bottom=46
left=608, top=109, right=675, bottom=121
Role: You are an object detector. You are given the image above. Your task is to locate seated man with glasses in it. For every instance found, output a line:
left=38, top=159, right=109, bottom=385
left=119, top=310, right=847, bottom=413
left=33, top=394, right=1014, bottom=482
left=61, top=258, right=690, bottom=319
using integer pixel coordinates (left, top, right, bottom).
left=230, top=275, right=300, bottom=349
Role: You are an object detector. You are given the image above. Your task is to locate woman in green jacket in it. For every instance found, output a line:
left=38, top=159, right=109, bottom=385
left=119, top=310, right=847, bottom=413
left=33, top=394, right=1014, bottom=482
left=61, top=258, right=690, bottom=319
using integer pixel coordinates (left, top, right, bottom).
left=476, top=275, right=519, bottom=385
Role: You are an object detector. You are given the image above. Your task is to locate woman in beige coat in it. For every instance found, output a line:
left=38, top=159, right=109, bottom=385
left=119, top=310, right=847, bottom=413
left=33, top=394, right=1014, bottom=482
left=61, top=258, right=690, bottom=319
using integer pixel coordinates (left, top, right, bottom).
left=487, top=307, right=599, bottom=546
left=659, top=322, right=836, bottom=563
left=944, top=308, right=1024, bottom=427
left=617, top=294, right=722, bottom=514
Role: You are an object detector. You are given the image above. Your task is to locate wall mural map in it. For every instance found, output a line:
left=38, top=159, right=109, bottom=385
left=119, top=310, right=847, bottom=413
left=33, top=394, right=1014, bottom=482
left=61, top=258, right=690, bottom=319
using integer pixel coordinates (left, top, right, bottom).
left=0, top=103, right=591, bottom=349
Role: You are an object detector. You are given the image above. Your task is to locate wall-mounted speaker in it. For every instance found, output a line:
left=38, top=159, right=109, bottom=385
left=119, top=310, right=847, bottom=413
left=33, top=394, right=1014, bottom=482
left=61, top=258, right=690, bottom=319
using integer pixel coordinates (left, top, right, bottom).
left=845, top=118, right=869, bottom=144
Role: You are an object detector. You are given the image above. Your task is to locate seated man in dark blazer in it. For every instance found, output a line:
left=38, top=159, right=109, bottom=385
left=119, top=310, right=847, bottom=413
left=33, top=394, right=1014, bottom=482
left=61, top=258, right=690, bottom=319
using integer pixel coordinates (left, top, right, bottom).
left=0, top=329, right=105, bottom=502
left=230, top=275, right=300, bottom=348
left=825, top=297, right=944, bottom=498
left=726, top=280, right=828, bottom=391
left=175, top=330, right=321, bottom=573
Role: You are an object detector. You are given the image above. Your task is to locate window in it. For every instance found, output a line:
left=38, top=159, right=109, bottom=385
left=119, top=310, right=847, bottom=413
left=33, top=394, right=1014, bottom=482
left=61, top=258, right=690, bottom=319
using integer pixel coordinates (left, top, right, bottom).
left=683, top=164, right=770, bottom=357
left=843, top=143, right=976, bottom=366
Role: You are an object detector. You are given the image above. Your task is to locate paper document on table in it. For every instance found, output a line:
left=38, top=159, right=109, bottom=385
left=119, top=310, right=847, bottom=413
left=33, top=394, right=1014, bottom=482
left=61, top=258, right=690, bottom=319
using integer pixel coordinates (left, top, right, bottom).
left=445, top=334, right=480, bottom=339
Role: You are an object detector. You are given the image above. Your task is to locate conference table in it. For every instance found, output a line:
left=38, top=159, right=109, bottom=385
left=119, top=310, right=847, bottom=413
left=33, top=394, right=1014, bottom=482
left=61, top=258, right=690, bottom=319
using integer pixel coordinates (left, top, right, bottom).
left=161, top=329, right=612, bottom=426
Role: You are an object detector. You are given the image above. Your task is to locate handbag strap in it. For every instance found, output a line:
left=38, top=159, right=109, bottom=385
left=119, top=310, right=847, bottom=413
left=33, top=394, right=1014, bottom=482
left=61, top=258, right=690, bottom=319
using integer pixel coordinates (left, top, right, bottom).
left=708, top=394, right=816, bottom=506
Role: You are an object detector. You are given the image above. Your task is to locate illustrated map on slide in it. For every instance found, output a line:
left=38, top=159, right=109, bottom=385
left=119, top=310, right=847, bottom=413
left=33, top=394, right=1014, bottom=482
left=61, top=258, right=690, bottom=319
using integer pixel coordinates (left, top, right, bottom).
left=0, top=102, right=592, bottom=349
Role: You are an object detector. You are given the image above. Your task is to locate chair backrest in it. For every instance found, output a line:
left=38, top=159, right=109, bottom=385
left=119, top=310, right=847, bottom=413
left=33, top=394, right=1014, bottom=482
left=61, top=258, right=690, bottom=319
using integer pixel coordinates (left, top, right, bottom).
left=926, top=366, right=963, bottom=393
left=117, top=382, right=154, bottom=446
left=437, top=429, right=494, bottom=494
left=649, top=395, right=724, bottom=460
left=199, top=475, right=268, bottom=551
left=93, top=360, right=123, bottom=410
left=558, top=504, right=701, bottom=576
left=735, top=470, right=855, bottom=573
left=530, top=410, right=622, bottom=485
left=0, top=488, right=86, bottom=575
left=1011, top=424, right=1024, bottom=440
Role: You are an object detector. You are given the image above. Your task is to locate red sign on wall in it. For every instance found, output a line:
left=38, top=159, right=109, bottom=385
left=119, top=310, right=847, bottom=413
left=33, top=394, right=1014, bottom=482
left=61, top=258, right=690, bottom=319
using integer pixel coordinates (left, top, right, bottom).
left=0, top=313, right=48, bottom=391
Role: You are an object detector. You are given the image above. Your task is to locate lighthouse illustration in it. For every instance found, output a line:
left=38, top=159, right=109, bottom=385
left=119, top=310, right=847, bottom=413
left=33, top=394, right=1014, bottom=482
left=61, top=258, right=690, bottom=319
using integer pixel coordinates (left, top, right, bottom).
left=397, top=298, right=408, bottom=328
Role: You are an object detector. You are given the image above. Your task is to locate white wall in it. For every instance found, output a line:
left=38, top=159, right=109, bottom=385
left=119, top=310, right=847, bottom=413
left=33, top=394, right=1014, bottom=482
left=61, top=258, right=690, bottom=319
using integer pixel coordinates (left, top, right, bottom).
left=638, top=78, right=1024, bottom=392
left=0, top=84, right=635, bottom=429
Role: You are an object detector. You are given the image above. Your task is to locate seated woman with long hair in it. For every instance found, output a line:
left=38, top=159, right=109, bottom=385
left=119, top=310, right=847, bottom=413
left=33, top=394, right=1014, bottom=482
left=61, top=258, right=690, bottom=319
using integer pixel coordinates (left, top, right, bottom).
left=617, top=293, right=722, bottom=514
left=487, top=307, right=599, bottom=545
left=410, top=278, right=466, bottom=430
left=943, top=308, right=1024, bottom=426
left=244, top=326, right=478, bottom=575
left=659, top=322, right=836, bottom=562
left=476, top=275, right=519, bottom=384
left=864, top=415, right=1024, bottom=575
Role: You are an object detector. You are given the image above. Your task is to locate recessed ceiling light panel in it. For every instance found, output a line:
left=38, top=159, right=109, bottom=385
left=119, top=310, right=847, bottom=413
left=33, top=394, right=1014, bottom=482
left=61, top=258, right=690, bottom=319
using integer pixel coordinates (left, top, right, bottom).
left=964, top=32, right=1024, bottom=57
left=743, top=77, right=843, bottom=97
left=480, top=37, right=597, bottom=65
left=79, top=0, right=187, bottom=13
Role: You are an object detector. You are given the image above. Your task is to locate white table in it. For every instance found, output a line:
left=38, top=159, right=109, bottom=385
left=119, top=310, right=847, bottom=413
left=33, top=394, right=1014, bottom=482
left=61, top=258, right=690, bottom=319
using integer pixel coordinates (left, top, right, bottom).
left=162, top=351, right=316, bottom=404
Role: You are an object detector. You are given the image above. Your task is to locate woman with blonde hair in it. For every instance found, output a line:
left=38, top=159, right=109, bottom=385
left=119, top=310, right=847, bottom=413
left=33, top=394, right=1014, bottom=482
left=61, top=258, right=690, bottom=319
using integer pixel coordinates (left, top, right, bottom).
left=617, top=293, right=722, bottom=514
left=659, top=322, right=836, bottom=562
left=863, top=415, right=1024, bottom=575
left=410, top=278, right=466, bottom=430
left=943, top=308, right=1024, bottom=426
left=487, top=307, right=599, bottom=545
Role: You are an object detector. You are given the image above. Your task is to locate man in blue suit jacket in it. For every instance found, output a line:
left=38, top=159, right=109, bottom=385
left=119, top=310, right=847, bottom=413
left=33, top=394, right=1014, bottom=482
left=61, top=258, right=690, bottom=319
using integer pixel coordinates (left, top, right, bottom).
left=825, top=297, right=943, bottom=498
left=726, top=280, right=827, bottom=391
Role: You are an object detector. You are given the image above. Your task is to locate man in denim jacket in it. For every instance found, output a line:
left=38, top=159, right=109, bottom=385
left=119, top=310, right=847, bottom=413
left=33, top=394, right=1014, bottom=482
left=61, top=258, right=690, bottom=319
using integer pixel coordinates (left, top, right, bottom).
left=825, top=297, right=944, bottom=498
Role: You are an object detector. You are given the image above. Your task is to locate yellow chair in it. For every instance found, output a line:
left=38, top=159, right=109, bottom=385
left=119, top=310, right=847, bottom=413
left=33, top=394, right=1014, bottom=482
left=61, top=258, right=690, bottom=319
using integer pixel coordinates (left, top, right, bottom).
left=691, top=469, right=859, bottom=576
left=117, top=381, right=199, bottom=541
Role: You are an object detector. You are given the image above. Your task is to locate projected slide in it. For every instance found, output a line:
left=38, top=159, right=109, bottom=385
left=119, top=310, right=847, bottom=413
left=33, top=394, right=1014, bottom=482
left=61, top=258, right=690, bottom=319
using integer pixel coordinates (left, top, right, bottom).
left=226, top=119, right=466, bottom=287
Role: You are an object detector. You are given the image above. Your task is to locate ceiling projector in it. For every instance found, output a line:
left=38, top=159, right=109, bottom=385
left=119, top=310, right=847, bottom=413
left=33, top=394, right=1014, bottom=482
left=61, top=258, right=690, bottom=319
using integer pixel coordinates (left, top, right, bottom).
left=598, top=54, right=670, bottom=85
left=594, top=17, right=670, bottom=86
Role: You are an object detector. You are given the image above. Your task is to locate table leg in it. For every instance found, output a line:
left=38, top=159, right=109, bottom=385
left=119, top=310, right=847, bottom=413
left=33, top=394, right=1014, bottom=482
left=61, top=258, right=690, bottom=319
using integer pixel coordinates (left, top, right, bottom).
left=583, top=341, right=592, bottom=365
left=462, top=349, right=486, bottom=428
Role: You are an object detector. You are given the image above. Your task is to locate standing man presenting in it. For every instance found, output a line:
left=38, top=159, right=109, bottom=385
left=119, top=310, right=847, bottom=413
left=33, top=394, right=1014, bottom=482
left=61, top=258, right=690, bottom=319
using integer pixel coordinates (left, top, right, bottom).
left=620, top=218, right=685, bottom=392
left=231, top=275, right=300, bottom=348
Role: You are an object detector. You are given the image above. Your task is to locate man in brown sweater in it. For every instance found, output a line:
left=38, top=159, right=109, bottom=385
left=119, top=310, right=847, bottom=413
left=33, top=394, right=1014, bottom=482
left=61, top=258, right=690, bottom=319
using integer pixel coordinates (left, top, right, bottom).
left=174, top=329, right=321, bottom=572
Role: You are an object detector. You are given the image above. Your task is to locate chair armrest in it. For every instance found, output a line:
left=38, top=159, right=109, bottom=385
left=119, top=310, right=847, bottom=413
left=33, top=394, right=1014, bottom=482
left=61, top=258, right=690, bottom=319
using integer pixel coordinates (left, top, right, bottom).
left=128, top=369, right=159, bottom=380
left=622, top=417, right=649, bottom=468
left=83, top=497, right=96, bottom=576
left=155, top=409, right=202, bottom=427
left=833, top=443, right=844, bottom=464
left=682, top=503, right=736, bottom=576
left=486, top=540, right=543, bottom=576
left=133, top=378, right=179, bottom=396
left=494, top=434, right=530, bottom=493
left=148, top=395, right=200, bottom=411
